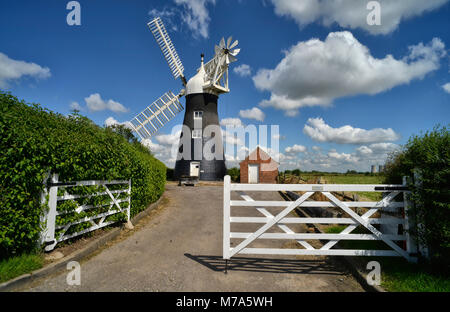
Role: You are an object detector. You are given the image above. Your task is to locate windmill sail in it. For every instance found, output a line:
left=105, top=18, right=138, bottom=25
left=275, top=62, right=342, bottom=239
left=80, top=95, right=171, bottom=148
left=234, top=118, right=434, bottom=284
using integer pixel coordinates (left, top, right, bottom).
left=148, top=17, right=185, bottom=82
left=129, top=91, right=184, bottom=139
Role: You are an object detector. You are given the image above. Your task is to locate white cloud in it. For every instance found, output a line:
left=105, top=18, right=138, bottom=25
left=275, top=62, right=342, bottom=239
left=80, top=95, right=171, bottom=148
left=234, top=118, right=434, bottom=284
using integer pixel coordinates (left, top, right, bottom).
left=270, top=0, right=449, bottom=35
left=360, top=142, right=401, bottom=155
left=148, top=7, right=179, bottom=32
left=141, top=138, right=167, bottom=153
left=70, top=101, right=83, bottom=111
left=312, top=145, right=321, bottom=152
left=442, top=82, right=450, bottom=94
left=220, top=117, right=244, bottom=127
left=239, top=107, right=265, bottom=122
left=285, top=144, right=307, bottom=154
left=253, top=32, right=446, bottom=116
left=280, top=142, right=399, bottom=172
left=104, top=117, right=133, bottom=129
left=0, top=52, right=51, bottom=88
left=174, top=0, right=216, bottom=39
left=155, top=131, right=181, bottom=145
left=85, top=93, right=128, bottom=113
left=303, top=118, right=400, bottom=144
left=327, top=149, right=359, bottom=163
left=233, top=64, right=252, bottom=77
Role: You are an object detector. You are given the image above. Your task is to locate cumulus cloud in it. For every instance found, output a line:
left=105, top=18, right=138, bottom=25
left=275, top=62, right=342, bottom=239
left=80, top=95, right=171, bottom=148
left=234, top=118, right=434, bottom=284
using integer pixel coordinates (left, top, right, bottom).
left=155, top=131, right=181, bottom=145
left=0, top=52, right=51, bottom=88
left=104, top=117, right=133, bottom=129
left=327, top=149, right=359, bottom=163
left=285, top=144, right=307, bottom=155
left=281, top=142, right=399, bottom=172
left=270, top=0, right=449, bottom=35
left=442, top=82, right=450, bottom=94
left=148, top=7, right=179, bottom=32
left=253, top=32, right=446, bottom=116
left=174, top=0, right=216, bottom=39
left=303, top=118, right=400, bottom=144
left=85, top=93, right=128, bottom=113
left=356, top=143, right=401, bottom=155
left=233, top=64, right=252, bottom=77
left=141, top=138, right=167, bottom=153
left=220, top=117, right=244, bottom=127
left=239, top=107, right=265, bottom=122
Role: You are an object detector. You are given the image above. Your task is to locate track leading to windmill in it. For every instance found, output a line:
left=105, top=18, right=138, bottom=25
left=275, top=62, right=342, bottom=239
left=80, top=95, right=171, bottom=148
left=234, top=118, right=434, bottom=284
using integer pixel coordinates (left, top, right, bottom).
left=18, top=184, right=364, bottom=292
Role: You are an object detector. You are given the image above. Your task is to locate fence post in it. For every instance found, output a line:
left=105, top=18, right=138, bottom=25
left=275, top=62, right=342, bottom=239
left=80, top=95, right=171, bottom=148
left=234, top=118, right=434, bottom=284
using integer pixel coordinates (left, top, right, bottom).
left=43, top=173, right=58, bottom=251
left=403, top=176, right=418, bottom=263
left=127, top=179, right=131, bottom=222
left=223, top=175, right=231, bottom=260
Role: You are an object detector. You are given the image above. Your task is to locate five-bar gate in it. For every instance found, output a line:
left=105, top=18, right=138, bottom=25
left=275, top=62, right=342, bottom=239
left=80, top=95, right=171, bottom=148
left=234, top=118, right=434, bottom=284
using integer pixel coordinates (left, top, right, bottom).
left=223, top=176, right=418, bottom=263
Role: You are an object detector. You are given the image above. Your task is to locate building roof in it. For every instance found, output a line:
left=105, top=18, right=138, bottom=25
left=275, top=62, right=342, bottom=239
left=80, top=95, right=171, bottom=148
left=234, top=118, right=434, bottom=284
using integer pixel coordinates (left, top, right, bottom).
left=240, top=146, right=279, bottom=166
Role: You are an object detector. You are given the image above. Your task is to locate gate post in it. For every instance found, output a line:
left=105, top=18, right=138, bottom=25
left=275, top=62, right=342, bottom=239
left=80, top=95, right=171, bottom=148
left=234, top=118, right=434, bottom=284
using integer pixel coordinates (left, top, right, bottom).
left=223, top=175, right=231, bottom=260
left=42, top=173, right=59, bottom=251
left=127, top=179, right=131, bottom=221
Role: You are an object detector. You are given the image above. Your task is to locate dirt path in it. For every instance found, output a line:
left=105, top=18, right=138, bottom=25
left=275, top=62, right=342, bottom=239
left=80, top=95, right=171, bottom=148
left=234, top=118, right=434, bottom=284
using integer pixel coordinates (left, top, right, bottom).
left=18, top=184, right=364, bottom=292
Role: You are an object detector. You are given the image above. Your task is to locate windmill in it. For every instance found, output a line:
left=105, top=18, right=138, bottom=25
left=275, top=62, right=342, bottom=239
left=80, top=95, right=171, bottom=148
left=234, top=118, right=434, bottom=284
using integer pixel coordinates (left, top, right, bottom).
left=128, top=17, right=240, bottom=181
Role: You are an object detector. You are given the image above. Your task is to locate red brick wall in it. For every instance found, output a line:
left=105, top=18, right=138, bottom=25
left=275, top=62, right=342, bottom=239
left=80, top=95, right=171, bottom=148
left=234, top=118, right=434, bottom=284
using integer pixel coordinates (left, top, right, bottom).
left=239, top=148, right=278, bottom=183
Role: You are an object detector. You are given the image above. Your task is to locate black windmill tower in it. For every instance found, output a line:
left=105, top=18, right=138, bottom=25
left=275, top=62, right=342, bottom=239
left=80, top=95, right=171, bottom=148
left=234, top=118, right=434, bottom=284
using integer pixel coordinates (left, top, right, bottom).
left=129, top=17, right=240, bottom=181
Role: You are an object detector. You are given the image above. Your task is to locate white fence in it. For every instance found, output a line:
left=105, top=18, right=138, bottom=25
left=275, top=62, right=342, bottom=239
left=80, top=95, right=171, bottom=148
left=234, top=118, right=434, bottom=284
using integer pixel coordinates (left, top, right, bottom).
left=40, top=173, right=131, bottom=251
left=223, top=175, right=418, bottom=263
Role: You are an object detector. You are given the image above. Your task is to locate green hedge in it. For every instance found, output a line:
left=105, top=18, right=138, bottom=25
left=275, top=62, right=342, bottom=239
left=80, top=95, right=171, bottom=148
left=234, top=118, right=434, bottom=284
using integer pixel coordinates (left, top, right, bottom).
left=384, top=125, right=449, bottom=271
left=0, top=91, right=166, bottom=258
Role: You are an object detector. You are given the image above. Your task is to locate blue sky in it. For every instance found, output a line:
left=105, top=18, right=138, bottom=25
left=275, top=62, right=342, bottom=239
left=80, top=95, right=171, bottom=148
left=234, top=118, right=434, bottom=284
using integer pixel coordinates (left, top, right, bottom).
left=1, top=0, right=449, bottom=172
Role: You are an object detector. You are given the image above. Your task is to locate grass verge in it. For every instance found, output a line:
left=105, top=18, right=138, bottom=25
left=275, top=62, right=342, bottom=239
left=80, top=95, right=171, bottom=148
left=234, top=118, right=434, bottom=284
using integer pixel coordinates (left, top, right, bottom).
left=0, top=253, right=44, bottom=284
left=324, top=225, right=450, bottom=292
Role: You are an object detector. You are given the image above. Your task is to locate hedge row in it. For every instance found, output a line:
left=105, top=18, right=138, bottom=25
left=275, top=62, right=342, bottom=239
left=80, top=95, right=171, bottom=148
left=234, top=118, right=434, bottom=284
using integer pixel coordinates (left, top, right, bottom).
left=0, top=91, right=166, bottom=258
left=384, top=125, right=449, bottom=271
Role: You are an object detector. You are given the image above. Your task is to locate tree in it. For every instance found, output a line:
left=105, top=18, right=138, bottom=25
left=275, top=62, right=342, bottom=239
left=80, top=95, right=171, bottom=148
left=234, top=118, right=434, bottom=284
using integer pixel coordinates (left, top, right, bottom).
left=384, top=125, right=449, bottom=270
left=106, top=124, right=138, bottom=144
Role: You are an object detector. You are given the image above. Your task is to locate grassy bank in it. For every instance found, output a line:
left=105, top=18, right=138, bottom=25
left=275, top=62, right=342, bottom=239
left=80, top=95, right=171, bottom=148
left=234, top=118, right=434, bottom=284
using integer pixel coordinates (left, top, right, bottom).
left=0, top=253, right=44, bottom=284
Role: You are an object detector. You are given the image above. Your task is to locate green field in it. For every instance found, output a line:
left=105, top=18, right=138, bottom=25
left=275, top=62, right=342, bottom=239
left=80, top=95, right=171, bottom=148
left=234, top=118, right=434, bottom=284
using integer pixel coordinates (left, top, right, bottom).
left=299, top=173, right=385, bottom=184
left=282, top=173, right=386, bottom=201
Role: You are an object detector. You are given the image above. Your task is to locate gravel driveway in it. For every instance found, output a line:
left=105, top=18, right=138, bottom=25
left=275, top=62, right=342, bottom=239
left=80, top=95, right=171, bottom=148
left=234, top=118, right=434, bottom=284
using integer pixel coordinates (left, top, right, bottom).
left=18, top=183, right=364, bottom=292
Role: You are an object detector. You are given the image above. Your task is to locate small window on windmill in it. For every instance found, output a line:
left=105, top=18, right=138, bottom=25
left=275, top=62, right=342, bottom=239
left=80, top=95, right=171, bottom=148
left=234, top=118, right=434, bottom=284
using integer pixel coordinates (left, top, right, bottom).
left=192, top=129, right=202, bottom=139
left=194, top=111, right=203, bottom=119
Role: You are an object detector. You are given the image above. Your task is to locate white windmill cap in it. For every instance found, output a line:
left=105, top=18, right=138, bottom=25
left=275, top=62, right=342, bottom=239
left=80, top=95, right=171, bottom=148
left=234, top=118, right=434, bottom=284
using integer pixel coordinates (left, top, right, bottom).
left=186, top=55, right=206, bottom=95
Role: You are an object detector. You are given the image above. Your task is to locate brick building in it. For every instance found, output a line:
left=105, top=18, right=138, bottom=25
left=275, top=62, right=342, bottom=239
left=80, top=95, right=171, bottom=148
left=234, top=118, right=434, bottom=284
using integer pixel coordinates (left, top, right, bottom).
left=240, top=147, right=279, bottom=183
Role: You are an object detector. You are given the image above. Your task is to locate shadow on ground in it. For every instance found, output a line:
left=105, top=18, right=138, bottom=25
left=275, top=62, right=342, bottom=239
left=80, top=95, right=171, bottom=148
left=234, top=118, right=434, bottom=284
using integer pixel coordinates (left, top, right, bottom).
left=185, top=253, right=344, bottom=276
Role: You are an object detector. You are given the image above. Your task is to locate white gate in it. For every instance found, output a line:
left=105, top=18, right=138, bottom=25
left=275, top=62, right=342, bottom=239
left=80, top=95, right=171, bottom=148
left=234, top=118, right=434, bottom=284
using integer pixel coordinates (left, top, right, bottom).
left=41, top=173, right=131, bottom=251
left=223, top=175, right=417, bottom=263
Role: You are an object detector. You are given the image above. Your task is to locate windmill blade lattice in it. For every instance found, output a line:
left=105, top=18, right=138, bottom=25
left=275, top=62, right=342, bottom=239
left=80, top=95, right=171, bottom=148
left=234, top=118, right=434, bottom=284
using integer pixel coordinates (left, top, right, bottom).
left=129, top=91, right=184, bottom=139
left=148, top=17, right=185, bottom=81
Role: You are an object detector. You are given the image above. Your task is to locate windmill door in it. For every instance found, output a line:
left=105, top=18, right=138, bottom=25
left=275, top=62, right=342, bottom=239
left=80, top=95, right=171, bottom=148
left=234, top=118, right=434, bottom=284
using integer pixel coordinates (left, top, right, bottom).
left=248, top=164, right=259, bottom=183
left=190, top=162, right=200, bottom=177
